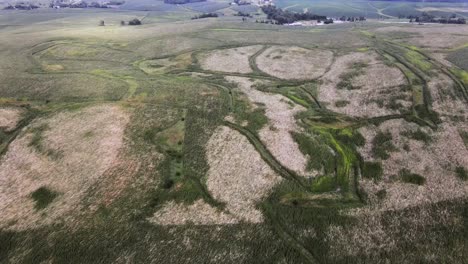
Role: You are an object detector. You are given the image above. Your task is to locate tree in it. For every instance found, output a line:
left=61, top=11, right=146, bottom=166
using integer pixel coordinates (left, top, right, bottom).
left=120, top=20, right=125, bottom=26
left=261, top=5, right=326, bottom=25
left=191, top=13, right=218, bottom=20
left=99, top=20, right=105, bottom=26
left=128, top=18, right=142, bottom=25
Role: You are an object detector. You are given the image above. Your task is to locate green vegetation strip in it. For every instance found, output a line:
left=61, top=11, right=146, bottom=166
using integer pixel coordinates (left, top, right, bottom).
left=298, top=86, right=321, bottom=108
left=379, top=44, right=439, bottom=125
left=391, top=41, right=468, bottom=103
left=248, top=45, right=271, bottom=77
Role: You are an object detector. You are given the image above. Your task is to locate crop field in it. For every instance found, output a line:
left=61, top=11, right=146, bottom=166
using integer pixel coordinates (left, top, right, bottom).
left=256, top=46, right=334, bottom=80
left=318, top=51, right=411, bottom=117
left=198, top=45, right=263, bottom=73
left=0, top=6, right=467, bottom=264
left=275, top=0, right=468, bottom=19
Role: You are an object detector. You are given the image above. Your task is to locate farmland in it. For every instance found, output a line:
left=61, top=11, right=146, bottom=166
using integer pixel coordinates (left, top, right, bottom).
left=0, top=4, right=468, bottom=264
left=275, top=0, right=468, bottom=19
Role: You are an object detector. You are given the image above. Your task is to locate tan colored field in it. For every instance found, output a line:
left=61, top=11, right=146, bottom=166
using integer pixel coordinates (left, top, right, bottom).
left=226, top=76, right=311, bottom=176
left=0, top=104, right=130, bottom=230
left=198, top=45, right=263, bottom=74
left=0, top=107, right=23, bottom=132
left=327, top=202, right=463, bottom=259
left=318, top=52, right=410, bottom=117
left=206, top=126, right=282, bottom=223
left=148, top=199, right=238, bottom=225
left=359, top=119, right=468, bottom=211
left=255, top=46, right=333, bottom=80
left=332, top=115, right=468, bottom=259
left=373, top=25, right=468, bottom=50
left=427, top=72, right=467, bottom=121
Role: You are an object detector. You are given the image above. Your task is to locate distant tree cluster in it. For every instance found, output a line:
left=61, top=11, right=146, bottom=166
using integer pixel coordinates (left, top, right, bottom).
left=261, top=5, right=326, bottom=25
left=232, top=0, right=251, bottom=5
left=234, top=11, right=252, bottom=18
left=4, top=3, right=39, bottom=9
left=106, top=0, right=124, bottom=5
left=48, top=0, right=124, bottom=8
left=164, top=0, right=205, bottom=4
left=338, top=16, right=366, bottom=22
left=191, top=13, right=218, bottom=20
left=99, top=18, right=140, bottom=26
left=408, top=12, right=466, bottom=24
left=128, top=18, right=142, bottom=25
left=255, top=19, right=278, bottom=24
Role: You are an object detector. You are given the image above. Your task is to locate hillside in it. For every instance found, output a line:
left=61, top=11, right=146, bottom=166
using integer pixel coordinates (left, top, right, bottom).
left=0, top=4, right=467, bottom=264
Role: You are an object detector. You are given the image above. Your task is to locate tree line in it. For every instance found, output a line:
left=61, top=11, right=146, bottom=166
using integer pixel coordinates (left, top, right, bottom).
left=261, top=5, right=327, bottom=25
left=164, top=0, right=205, bottom=4
left=408, top=12, right=466, bottom=24
left=191, top=13, right=218, bottom=20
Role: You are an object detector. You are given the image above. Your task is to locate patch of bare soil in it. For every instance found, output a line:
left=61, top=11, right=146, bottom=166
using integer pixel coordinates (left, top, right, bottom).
left=318, top=52, right=410, bottom=117
left=206, top=126, right=282, bottom=223
left=358, top=119, right=468, bottom=211
left=0, top=107, right=23, bottom=132
left=256, top=46, right=333, bottom=80
left=226, top=76, right=310, bottom=176
left=0, top=104, right=130, bottom=231
left=199, top=45, right=263, bottom=74
left=148, top=199, right=238, bottom=225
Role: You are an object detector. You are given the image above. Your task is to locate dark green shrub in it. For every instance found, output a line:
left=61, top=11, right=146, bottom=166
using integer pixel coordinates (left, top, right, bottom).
left=362, top=161, right=383, bottom=181
left=399, top=168, right=426, bottom=185
left=460, top=131, right=468, bottom=147
left=414, top=105, right=441, bottom=124
left=128, top=18, right=142, bottom=25
left=335, top=100, right=350, bottom=107
left=376, top=189, right=387, bottom=200
left=161, top=179, right=174, bottom=189
left=0, top=130, right=7, bottom=144
left=455, top=166, right=467, bottom=181
left=31, top=187, right=58, bottom=210
left=402, top=128, right=431, bottom=143
left=143, top=129, right=156, bottom=143
left=372, top=131, right=396, bottom=159
left=28, top=124, right=49, bottom=151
